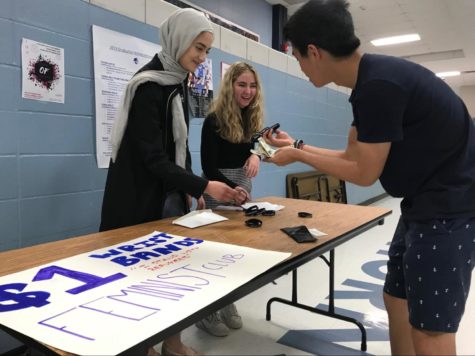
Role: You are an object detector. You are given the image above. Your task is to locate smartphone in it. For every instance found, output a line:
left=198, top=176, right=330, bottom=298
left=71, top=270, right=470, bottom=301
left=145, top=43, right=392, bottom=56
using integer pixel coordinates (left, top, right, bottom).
left=270, top=123, right=280, bottom=131
left=252, top=123, right=281, bottom=142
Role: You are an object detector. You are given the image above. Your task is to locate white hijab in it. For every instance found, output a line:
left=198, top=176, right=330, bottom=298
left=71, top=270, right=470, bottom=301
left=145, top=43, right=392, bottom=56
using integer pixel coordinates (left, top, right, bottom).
left=110, top=8, right=213, bottom=166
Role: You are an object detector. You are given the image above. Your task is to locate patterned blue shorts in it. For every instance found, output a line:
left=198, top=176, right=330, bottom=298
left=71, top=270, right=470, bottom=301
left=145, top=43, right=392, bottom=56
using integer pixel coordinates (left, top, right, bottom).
left=384, top=216, right=475, bottom=332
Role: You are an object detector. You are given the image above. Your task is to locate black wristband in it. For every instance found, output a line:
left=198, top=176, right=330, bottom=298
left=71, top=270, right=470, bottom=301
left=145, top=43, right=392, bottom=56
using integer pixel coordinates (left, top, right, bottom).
left=294, top=139, right=304, bottom=149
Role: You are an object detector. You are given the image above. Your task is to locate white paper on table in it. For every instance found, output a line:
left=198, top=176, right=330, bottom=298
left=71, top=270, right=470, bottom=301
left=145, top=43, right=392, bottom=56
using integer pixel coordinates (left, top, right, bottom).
left=214, top=205, right=244, bottom=211
left=172, top=209, right=228, bottom=228
left=309, top=228, right=327, bottom=237
left=241, top=202, right=285, bottom=211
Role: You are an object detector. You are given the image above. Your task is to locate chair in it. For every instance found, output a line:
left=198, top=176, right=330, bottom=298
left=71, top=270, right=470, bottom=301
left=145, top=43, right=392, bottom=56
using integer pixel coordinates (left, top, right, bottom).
left=286, top=171, right=347, bottom=203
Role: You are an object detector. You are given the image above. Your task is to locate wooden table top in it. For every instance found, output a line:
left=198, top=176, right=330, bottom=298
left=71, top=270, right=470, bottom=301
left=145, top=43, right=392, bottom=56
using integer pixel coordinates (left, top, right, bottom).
left=0, top=197, right=391, bottom=278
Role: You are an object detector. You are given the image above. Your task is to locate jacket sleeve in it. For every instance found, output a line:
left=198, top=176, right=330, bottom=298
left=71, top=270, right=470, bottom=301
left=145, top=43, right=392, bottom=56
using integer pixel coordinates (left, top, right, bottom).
left=185, top=141, right=193, bottom=174
left=128, top=82, right=208, bottom=198
left=200, top=115, right=238, bottom=188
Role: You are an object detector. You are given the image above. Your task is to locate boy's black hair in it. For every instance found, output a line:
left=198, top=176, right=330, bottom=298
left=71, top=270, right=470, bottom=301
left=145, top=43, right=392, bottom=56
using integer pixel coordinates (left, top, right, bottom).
left=284, top=0, right=360, bottom=57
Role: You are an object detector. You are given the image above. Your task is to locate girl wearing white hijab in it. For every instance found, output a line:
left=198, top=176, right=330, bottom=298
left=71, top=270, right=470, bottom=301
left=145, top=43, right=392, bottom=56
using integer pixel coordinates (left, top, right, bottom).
left=100, top=8, right=246, bottom=356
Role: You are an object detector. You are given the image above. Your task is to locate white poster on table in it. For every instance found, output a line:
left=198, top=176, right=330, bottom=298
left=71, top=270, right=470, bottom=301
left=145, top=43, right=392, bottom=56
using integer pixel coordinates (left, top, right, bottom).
left=92, top=25, right=161, bottom=168
left=21, top=38, right=65, bottom=103
left=0, top=231, right=290, bottom=355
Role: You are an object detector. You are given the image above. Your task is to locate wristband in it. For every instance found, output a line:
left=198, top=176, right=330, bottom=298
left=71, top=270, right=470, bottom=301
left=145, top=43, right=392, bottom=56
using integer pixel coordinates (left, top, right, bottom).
left=253, top=153, right=262, bottom=161
left=293, top=139, right=304, bottom=149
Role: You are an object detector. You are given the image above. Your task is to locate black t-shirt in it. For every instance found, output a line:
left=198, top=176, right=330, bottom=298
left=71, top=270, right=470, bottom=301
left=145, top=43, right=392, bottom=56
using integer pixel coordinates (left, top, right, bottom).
left=349, top=53, right=475, bottom=220
left=200, top=113, right=253, bottom=188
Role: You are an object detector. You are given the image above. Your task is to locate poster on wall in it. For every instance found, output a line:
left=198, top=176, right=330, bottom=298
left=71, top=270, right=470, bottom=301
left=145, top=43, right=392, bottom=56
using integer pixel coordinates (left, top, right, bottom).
left=92, top=25, right=161, bottom=168
left=188, top=58, right=213, bottom=118
left=21, top=38, right=65, bottom=103
left=0, top=230, right=290, bottom=355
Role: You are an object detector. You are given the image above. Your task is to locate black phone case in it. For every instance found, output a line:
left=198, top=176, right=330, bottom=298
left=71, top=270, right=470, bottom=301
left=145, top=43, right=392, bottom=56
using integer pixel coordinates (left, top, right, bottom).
left=281, top=225, right=317, bottom=243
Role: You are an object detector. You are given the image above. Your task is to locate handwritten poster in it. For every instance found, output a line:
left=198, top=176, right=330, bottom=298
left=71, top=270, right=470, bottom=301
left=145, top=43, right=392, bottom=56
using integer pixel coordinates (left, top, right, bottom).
left=92, top=25, right=161, bottom=168
left=21, top=38, right=65, bottom=103
left=0, top=231, right=290, bottom=355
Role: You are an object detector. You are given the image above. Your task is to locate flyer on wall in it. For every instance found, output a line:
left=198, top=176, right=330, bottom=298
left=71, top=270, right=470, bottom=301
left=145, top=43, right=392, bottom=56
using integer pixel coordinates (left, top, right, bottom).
left=92, top=25, right=161, bottom=168
left=188, top=58, right=213, bottom=118
left=21, top=38, right=65, bottom=104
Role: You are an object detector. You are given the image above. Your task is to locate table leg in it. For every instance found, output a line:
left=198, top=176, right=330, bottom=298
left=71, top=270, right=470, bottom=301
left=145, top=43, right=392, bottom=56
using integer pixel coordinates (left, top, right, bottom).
left=266, top=249, right=367, bottom=351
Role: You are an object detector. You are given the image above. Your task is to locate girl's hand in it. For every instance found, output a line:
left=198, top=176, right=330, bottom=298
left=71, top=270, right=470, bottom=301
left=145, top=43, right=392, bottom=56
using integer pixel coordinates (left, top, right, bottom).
left=235, top=186, right=251, bottom=204
left=196, top=195, right=206, bottom=210
left=244, top=154, right=260, bottom=178
left=188, top=194, right=206, bottom=210
left=205, top=181, right=238, bottom=202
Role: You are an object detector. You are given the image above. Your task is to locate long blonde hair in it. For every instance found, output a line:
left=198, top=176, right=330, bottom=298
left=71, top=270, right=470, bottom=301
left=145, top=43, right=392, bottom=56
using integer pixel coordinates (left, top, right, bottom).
left=209, top=62, right=264, bottom=143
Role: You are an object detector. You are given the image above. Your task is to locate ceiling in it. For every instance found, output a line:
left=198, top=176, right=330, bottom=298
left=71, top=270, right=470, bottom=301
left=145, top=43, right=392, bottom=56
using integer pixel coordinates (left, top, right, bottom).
left=265, top=0, right=475, bottom=90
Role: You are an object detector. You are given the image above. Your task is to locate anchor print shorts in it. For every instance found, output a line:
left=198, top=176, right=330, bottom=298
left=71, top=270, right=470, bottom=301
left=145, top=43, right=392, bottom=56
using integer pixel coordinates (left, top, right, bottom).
left=384, top=216, right=475, bottom=332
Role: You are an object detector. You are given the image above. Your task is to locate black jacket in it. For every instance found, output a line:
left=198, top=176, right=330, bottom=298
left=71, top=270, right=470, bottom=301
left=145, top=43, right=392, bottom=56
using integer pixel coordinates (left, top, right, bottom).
left=100, top=55, right=208, bottom=231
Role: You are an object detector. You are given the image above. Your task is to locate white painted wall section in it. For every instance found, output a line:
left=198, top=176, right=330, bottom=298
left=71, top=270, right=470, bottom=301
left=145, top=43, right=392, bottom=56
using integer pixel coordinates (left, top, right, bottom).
left=246, top=38, right=269, bottom=66
left=146, top=0, right=178, bottom=28
left=268, top=48, right=287, bottom=72
left=460, top=85, right=475, bottom=117
left=220, top=27, right=247, bottom=58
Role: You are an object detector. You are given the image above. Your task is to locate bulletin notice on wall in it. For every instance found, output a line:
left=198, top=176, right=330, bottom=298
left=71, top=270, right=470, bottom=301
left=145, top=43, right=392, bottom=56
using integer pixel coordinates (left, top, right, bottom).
left=0, top=231, right=290, bottom=355
left=92, top=25, right=161, bottom=168
left=187, top=58, right=213, bottom=118
left=21, top=38, right=65, bottom=103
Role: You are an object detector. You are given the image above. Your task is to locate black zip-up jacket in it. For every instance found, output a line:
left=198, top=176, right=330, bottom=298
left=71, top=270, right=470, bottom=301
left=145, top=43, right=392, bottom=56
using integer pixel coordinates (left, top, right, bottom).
left=100, top=55, right=208, bottom=231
